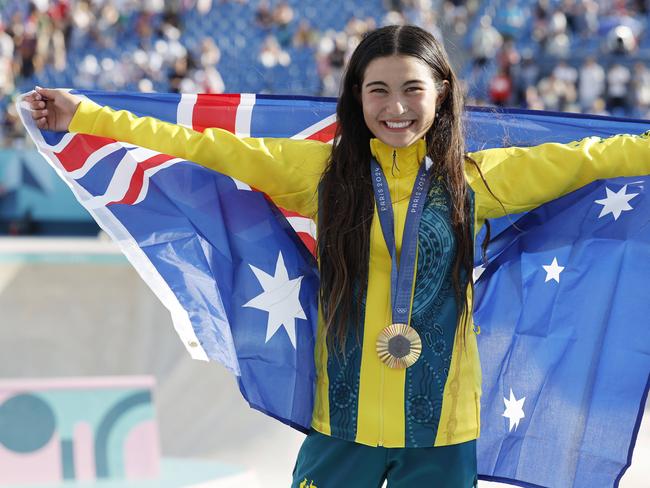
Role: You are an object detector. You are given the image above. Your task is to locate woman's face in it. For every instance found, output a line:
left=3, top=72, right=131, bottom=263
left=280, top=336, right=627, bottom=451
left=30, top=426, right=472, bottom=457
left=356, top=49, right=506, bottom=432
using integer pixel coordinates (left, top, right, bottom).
left=360, top=55, right=447, bottom=148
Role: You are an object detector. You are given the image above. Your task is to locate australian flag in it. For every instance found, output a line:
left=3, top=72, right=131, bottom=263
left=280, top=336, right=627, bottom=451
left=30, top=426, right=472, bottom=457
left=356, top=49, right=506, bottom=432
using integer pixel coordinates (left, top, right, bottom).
left=18, top=92, right=649, bottom=487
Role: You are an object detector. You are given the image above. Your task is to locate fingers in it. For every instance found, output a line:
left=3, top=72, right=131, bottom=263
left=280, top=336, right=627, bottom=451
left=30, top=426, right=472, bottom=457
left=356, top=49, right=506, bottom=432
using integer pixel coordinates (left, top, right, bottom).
left=26, top=88, right=49, bottom=109
left=35, top=86, right=57, bottom=100
left=35, top=117, right=48, bottom=130
left=31, top=108, right=48, bottom=120
left=27, top=99, right=47, bottom=110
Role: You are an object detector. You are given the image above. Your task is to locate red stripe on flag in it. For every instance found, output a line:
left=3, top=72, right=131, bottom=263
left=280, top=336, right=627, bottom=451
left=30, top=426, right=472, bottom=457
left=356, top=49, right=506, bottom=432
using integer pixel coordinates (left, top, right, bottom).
left=109, top=154, right=175, bottom=206
left=192, top=94, right=240, bottom=133
left=261, top=196, right=317, bottom=257
left=296, top=233, right=317, bottom=257
left=54, top=134, right=116, bottom=172
left=277, top=207, right=317, bottom=257
left=306, top=121, right=338, bottom=142
left=279, top=208, right=309, bottom=218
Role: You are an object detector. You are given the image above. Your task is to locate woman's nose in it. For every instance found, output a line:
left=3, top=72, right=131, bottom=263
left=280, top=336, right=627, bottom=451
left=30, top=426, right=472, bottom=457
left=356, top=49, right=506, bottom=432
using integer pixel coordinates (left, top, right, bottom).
left=386, top=97, right=408, bottom=116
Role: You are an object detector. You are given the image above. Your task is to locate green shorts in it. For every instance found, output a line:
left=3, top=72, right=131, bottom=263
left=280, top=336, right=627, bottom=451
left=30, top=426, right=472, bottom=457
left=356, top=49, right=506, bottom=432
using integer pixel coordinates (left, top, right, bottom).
left=291, top=430, right=477, bottom=488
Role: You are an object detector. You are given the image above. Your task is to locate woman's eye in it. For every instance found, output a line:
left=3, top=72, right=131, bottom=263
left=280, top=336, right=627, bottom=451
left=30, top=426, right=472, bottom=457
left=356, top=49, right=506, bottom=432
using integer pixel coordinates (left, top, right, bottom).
left=406, top=86, right=423, bottom=92
left=370, top=88, right=387, bottom=94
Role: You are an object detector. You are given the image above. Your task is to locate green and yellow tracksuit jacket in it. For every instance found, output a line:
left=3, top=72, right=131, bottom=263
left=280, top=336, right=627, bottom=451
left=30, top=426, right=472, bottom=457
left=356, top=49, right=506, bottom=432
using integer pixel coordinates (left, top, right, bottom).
left=70, top=100, right=650, bottom=448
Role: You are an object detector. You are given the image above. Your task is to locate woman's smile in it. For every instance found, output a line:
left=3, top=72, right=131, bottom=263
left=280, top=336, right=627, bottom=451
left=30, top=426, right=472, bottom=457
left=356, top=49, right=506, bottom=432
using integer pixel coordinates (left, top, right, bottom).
left=382, top=119, right=416, bottom=130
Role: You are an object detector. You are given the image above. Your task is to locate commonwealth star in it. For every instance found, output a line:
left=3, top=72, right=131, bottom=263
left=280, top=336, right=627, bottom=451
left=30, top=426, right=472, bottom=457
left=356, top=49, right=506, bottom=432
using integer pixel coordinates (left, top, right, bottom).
left=244, top=252, right=306, bottom=348
left=595, top=185, right=639, bottom=220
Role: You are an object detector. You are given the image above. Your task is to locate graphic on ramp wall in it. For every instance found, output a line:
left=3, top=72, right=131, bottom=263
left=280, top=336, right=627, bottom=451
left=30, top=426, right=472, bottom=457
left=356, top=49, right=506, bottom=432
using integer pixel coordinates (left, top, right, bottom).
left=0, top=377, right=160, bottom=485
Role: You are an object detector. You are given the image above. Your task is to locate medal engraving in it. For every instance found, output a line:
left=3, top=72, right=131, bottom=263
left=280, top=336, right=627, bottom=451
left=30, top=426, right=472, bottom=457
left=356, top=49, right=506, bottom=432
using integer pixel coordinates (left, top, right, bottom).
left=388, top=335, right=411, bottom=358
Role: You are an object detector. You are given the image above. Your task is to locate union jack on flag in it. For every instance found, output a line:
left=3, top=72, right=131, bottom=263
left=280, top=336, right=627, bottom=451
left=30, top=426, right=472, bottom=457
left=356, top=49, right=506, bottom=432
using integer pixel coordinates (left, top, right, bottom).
left=18, top=92, right=650, bottom=488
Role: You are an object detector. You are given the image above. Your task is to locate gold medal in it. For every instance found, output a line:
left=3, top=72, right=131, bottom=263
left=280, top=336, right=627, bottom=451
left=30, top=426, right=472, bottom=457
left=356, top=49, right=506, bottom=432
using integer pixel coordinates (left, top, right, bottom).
left=376, top=323, right=421, bottom=369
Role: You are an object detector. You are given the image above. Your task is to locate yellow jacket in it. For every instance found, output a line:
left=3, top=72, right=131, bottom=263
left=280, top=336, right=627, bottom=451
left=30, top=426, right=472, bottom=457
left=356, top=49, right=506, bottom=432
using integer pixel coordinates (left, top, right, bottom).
left=70, top=100, right=650, bottom=447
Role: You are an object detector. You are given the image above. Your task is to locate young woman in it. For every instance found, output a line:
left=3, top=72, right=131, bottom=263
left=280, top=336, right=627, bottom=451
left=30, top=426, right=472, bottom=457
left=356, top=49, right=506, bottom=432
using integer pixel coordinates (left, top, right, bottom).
left=26, top=25, right=649, bottom=487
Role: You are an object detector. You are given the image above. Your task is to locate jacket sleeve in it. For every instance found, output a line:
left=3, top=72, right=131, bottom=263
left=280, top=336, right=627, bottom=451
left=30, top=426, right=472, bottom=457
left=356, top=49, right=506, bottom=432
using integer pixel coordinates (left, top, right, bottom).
left=465, top=131, right=650, bottom=227
left=68, top=100, right=331, bottom=216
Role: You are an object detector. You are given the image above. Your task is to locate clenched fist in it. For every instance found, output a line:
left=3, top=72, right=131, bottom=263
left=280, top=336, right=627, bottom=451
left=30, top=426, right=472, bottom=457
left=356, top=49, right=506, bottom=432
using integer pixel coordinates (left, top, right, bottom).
left=24, top=87, right=82, bottom=132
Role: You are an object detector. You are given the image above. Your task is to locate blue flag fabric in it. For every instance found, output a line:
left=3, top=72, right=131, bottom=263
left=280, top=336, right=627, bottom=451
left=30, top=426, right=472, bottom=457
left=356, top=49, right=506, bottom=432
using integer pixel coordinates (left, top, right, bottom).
left=18, top=92, right=649, bottom=487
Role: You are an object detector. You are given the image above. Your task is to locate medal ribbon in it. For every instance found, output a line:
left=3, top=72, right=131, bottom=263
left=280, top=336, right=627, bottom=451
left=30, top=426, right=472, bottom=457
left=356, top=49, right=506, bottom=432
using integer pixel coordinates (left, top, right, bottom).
left=370, top=156, right=432, bottom=325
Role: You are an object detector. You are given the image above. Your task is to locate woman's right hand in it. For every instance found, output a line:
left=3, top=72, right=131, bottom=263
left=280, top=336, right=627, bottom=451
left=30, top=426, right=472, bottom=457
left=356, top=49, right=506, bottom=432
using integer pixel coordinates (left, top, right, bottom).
left=24, top=87, right=82, bottom=132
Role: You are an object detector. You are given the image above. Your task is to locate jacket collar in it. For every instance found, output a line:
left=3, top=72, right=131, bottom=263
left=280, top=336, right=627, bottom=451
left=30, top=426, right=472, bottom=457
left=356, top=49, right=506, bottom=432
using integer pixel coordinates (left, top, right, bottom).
left=369, top=138, right=427, bottom=178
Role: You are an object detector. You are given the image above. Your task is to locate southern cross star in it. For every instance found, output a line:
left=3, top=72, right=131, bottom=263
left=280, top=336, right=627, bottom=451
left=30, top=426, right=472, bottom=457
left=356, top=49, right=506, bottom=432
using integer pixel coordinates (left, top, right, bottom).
left=594, top=185, right=639, bottom=220
left=543, top=257, right=565, bottom=283
left=503, top=388, right=526, bottom=432
left=243, top=252, right=306, bottom=349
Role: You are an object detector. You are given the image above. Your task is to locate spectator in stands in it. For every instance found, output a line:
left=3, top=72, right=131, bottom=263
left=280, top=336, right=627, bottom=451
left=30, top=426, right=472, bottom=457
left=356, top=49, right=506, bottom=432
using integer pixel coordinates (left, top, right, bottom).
left=317, top=31, right=348, bottom=97
left=497, top=0, right=526, bottom=39
left=442, top=0, right=470, bottom=35
left=93, top=1, right=118, bottom=49
left=524, top=85, right=545, bottom=110
left=169, top=54, right=192, bottom=93
left=552, top=60, right=577, bottom=89
left=382, top=9, right=406, bottom=26
left=197, top=37, right=225, bottom=94
left=606, top=62, right=632, bottom=115
left=631, top=62, right=650, bottom=118
left=537, top=72, right=564, bottom=111
left=46, top=0, right=70, bottom=72
left=259, top=34, right=290, bottom=68
left=573, top=0, right=599, bottom=39
left=545, top=9, right=570, bottom=58
left=606, top=25, right=637, bottom=55
left=496, top=38, right=520, bottom=73
left=578, top=57, right=605, bottom=112
left=512, top=49, right=539, bottom=107
left=471, top=15, right=502, bottom=67
left=552, top=60, right=579, bottom=111
left=488, top=68, right=513, bottom=106
left=13, top=4, right=39, bottom=79
left=273, top=1, right=294, bottom=47
left=383, top=0, right=403, bottom=11
left=69, top=0, right=95, bottom=51
left=293, top=20, right=318, bottom=48
left=589, top=97, right=609, bottom=116
left=255, top=0, right=274, bottom=29
left=532, top=0, right=551, bottom=44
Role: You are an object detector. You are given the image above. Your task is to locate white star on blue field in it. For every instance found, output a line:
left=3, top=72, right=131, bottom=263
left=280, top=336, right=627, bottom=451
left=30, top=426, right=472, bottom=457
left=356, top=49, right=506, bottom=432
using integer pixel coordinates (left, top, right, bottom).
left=244, top=252, right=306, bottom=349
left=595, top=184, right=639, bottom=220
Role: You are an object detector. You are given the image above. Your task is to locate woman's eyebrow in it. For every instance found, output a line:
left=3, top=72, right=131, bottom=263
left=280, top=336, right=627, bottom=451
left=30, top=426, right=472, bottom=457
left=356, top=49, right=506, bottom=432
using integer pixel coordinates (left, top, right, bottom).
left=364, top=79, right=427, bottom=88
left=364, top=81, right=388, bottom=88
left=403, top=79, right=426, bottom=86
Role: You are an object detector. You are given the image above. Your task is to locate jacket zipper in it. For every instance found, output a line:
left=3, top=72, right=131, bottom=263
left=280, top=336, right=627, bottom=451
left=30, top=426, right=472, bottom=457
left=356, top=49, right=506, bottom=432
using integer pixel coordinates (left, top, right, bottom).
left=379, top=149, right=398, bottom=446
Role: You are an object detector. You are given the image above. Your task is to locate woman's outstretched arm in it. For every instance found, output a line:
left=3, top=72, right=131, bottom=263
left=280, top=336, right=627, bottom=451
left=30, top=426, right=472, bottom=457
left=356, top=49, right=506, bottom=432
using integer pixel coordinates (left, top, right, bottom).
left=26, top=88, right=331, bottom=216
left=466, top=131, right=650, bottom=224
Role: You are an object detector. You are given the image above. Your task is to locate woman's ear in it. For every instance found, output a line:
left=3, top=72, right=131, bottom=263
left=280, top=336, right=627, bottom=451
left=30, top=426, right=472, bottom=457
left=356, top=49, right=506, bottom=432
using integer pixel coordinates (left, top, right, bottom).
left=437, top=80, right=450, bottom=106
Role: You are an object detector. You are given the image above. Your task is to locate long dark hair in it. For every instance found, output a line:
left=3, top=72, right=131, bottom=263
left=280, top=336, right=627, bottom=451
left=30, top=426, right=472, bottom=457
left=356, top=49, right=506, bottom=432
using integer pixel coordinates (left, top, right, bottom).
left=318, top=25, right=474, bottom=352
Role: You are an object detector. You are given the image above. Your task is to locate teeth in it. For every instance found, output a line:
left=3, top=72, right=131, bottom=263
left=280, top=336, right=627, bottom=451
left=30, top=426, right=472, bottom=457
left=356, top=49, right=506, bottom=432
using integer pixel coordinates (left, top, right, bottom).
left=385, top=120, right=412, bottom=129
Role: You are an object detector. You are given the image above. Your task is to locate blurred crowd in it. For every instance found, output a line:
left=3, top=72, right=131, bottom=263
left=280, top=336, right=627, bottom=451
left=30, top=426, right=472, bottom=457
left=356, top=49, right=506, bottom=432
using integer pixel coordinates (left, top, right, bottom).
left=1, top=0, right=650, bottom=147
left=465, top=0, right=650, bottom=118
left=0, top=0, right=229, bottom=144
